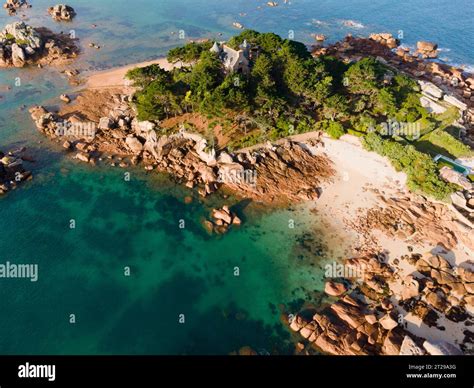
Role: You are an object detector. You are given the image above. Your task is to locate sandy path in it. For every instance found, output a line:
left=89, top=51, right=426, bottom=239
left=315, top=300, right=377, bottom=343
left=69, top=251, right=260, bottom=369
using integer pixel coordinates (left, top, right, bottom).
left=86, top=57, right=175, bottom=89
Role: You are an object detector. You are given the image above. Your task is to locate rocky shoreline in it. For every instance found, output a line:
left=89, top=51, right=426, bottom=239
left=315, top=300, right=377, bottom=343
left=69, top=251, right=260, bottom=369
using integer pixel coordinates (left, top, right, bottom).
left=351, top=189, right=474, bottom=253
left=0, top=21, right=79, bottom=68
left=29, top=88, right=334, bottom=206
left=25, top=31, right=474, bottom=355
left=288, top=250, right=473, bottom=355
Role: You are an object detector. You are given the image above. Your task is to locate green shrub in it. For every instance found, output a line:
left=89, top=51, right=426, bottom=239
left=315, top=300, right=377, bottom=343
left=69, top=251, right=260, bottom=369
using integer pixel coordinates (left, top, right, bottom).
left=363, top=132, right=454, bottom=200
left=316, top=120, right=345, bottom=139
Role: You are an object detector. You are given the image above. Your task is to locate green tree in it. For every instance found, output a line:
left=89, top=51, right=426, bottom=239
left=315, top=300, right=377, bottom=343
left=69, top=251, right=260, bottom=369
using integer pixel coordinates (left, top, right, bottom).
left=188, top=51, right=223, bottom=101
left=126, top=64, right=170, bottom=88
left=322, top=94, right=348, bottom=120
left=373, top=88, right=397, bottom=116
left=344, top=57, right=384, bottom=97
left=167, top=41, right=212, bottom=64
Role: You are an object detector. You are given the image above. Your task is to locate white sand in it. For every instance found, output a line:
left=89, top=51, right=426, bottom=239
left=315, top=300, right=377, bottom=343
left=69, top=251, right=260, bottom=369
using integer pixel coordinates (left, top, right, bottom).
left=299, top=134, right=408, bottom=253
left=86, top=57, right=175, bottom=89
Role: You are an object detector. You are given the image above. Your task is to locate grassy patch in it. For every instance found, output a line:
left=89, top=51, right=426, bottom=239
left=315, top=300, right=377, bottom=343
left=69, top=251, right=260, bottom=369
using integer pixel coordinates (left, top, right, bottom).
left=416, top=129, right=472, bottom=159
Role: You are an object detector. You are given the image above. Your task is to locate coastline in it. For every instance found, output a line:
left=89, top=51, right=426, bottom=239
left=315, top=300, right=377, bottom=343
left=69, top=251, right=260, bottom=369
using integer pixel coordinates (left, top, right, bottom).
left=26, top=34, right=474, bottom=355
left=85, top=57, right=174, bottom=90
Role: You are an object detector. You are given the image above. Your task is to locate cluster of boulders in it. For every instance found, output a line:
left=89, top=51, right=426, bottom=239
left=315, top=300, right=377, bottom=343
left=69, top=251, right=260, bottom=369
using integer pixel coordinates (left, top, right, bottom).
left=289, top=254, right=419, bottom=355
left=29, top=89, right=335, bottom=204
left=0, top=148, right=32, bottom=194
left=411, top=253, right=474, bottom=319
left=0, top=22, right=41, bottom=67
left=48, top=4, right=76, bottom=21
left=437, top=165, right=474, bottom=223
left=0, top=21, right=78, bottom=68
left=353, top=188, right=474, bottom=253
left=415, top=41, right=438, bottom=59
left=290, top=251, right=471, bottom=355
left=202, top=205, right=242, bottom=234
left=3, top=0, right=29, bottom=16
left=451, top=188, right=474, bottom=223
left=369, top=33, right=399, bottom=49
left=311, top=34, right=474, bottom=143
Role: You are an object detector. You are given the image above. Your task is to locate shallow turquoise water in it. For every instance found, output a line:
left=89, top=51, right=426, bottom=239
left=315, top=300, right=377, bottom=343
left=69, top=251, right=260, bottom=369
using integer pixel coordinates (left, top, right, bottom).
left=0, top=0, right=472, bottom=354
left=0, top=159, right=334, bottom=354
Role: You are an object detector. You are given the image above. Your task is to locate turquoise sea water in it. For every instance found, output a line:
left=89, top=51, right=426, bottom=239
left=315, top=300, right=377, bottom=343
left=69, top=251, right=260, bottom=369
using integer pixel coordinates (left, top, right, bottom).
left=0, top=0, right=472, bottom=354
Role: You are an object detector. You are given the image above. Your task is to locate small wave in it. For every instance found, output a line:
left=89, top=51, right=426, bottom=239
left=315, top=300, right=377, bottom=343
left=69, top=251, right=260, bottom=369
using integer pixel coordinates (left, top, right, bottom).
left=312, top=19, right=328, bottom=26
left=434, top=58, right=474, bottom=74
left=341, top=19, right=365, bottom=29
left=399, top=44, right=415, bottom=52
left=437, top=47, right=451, bottom=52
left=454, top=63, right=474, bottom=74
left=439, top=57, right=451, bottom=63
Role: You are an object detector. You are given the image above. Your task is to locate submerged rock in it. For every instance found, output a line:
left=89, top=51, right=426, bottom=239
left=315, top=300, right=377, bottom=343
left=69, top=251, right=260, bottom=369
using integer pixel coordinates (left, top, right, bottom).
left=0, top=147, right=32, bottom=195
left=204, top=206, right=241, bottom=234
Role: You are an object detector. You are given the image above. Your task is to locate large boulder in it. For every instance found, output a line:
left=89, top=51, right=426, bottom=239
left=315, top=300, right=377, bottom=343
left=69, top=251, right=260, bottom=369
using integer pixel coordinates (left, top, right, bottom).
left=98, top=117, right=114, bottom=130
left=369, top=33, right=399, bottom=49
left=430, top=268, right=458, bottom=285
left=401, top=275, right=420, bottom=300
left=211, top=207, right=232, bottom=225
left=324, top=281, right=348, bottom=297
left=439, top=166, right=473, bottom=191
left=379, top=313, right=398, bottom=331
left=400, top=336, right=425, bottom=355
left=289, top=314, right=309, bottom=332
left=382, top=330, right=403, bottom=355
left=74, top=152, right=89, bottom=163
left=425, top=290, right=448, bottom=311
left=416, top=41, right=438, bottom=58
left=125, top=136, right=143, bottom=154
left=4, top=0, right=28, bottom=15
left=458, top=263, right=474, bottom=283
left=330, top=301, right=366, bottom=329
left=1, top=22, right=42, bottom=50
left=217, top=151, right=234, bottom=165
left=11, top=43, right=25, bottom=67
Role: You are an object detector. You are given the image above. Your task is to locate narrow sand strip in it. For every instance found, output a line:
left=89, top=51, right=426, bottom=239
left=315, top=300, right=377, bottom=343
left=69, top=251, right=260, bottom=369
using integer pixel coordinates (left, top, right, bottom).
left=86, top=57, right=174, bottom=89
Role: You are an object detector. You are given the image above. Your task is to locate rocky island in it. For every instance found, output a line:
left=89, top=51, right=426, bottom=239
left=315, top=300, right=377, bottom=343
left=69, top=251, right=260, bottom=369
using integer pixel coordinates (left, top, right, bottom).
left=3, top=0, right=30, bottom=16
left=28, top=30, right=474, bottom=355
left=0, top=147, right=32, bottom=195
left=0, top=21, right=78, bottom=68
left=48, top=4, right=76, bottom=21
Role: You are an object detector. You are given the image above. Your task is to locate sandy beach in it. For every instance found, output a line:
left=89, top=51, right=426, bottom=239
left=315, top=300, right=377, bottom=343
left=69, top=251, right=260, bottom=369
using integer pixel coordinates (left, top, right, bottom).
left=86, top=57, right=174, bottom=89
